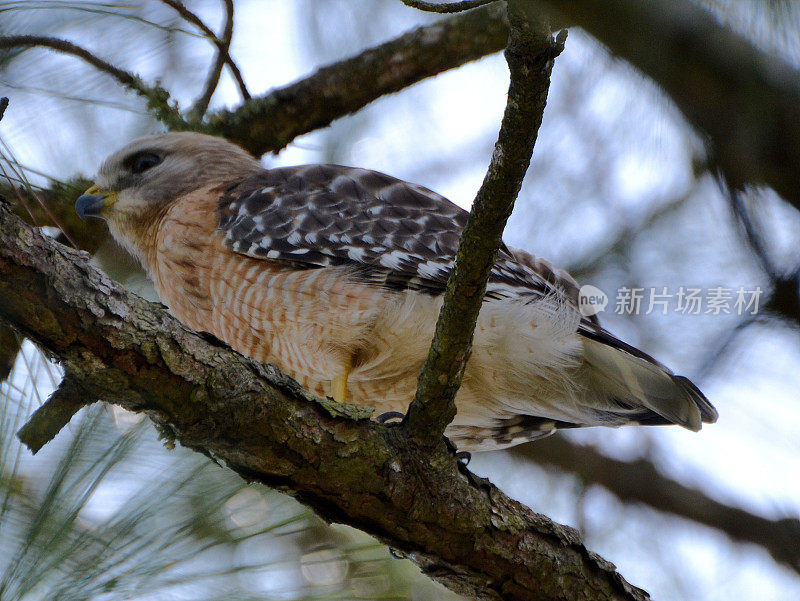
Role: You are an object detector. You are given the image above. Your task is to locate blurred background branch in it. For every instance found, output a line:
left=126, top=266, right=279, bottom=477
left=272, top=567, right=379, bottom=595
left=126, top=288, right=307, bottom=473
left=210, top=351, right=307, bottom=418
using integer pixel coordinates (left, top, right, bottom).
left=0, top=35, right=184, bottom=127
left=399, top=0, right=498, bottom=13
left=0, top=324, right=20, bottom=384
left=513, top=436, right=800, bottom=574
left=535, top=0, right=800, bottom=212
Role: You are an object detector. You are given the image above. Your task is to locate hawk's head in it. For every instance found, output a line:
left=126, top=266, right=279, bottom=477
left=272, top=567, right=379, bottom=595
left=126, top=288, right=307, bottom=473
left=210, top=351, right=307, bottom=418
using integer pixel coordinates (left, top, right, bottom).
left=75, top=132, right=262, bottom=236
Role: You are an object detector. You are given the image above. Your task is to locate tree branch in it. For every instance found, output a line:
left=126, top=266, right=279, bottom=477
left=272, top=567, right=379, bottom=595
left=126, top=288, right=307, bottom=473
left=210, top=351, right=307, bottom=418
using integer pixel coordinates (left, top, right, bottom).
left=402, top=2, right=566, bottom=445
left=0, top=36, right=184, bottom=129
left=0, top=323, right=20, bottom=384
left=0, top=198, right=650, bottom=601
left=159, top=0, right=250, bottom=102
left=16, top=371, right=94, bottom=454
left=514, top=436, right=800, bottom=574
left=533, top=0, right=800, bottom=212
left=201, top=3, right=509, bottom=155
left=189, top=0, right=235, bottom=118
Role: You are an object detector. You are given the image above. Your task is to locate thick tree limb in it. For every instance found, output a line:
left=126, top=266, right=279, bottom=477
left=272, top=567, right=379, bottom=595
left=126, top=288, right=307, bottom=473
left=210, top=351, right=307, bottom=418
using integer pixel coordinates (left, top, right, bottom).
left=403, top=2, right=565, bottom=444
left=6, top=173, right=798, bottom=553
left=515, top=436, right=800, bottom=574
left=201, top=3, right=509, bottom=156
left=0, top=201, right=650, bottom=601
left=535, top=0, right=800, bottom=212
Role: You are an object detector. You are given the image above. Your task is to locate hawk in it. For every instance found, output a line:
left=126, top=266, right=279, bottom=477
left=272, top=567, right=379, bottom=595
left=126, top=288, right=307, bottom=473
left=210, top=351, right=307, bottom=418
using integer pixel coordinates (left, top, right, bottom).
left=75, top=132, right=717, bottom=450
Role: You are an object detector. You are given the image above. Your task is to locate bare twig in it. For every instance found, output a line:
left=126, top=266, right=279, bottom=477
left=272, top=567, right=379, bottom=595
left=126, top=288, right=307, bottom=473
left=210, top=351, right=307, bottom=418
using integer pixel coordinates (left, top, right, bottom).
left=514, top=435, right=800, bottom=574
left=0, top=36, right=139, bottom=89
left=159, top=0, right=216, bottom=37
left=729, top=188, right=779, bottom=279
left=190, top=0, right=235, bottom=118
left=728, top=188, right=800, bottom=327
left=16, top=372, right=93, bottom=454
left=402, top=2, right=567, bottom=445
left=203, top=3, right=508, bottom=155
left=400, top=0, right=498, bottom=13
left=0, top=35, right=184, bottom=128
left=160, top=0, right=250, bottom=102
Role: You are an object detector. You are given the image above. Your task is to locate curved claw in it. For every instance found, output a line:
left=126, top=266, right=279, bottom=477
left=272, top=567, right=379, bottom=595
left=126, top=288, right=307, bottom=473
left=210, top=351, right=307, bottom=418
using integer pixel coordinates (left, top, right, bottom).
left=455, top=451, right=471, bottom=466
left=376, top=411, right=405, bottom=424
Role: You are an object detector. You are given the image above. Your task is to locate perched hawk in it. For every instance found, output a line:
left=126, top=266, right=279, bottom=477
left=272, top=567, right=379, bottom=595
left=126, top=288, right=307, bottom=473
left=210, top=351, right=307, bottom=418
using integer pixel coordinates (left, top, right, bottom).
left=76, top=132, right=717, bottom=450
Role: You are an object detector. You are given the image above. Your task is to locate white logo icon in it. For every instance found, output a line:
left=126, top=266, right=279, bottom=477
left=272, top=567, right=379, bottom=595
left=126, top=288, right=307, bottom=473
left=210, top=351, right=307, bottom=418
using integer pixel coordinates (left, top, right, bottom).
left=578, top=285, right=608, bottom=317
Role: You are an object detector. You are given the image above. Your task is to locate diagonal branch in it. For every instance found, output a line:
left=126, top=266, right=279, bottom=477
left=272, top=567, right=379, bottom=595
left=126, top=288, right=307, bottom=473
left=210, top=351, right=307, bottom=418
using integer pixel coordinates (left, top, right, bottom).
left=514, top=436, right=800, bottom=574
left=160, top=0, right=250, bottom=104
left=0, top=199, right=651, bottom=601
left=16, top=371, right=93, bottom=454
left=0, top=35, right=184, bottom=128
left=0, top=36, right=141, bottom=91
left=201, top=3, right=509, bottom=155
left=402, top=1, right=566, bottom=445
left=189, top=0, right=235, bottom=118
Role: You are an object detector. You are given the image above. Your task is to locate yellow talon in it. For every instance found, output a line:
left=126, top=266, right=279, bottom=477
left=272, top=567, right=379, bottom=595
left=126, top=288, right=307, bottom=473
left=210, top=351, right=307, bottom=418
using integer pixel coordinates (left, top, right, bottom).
left=331, top=357, right=352, bottom=403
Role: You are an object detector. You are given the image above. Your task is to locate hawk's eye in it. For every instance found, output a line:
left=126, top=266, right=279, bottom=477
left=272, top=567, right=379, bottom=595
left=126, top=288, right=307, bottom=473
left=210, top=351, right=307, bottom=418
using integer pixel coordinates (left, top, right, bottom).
left=130, top=152, right=162, bottom=174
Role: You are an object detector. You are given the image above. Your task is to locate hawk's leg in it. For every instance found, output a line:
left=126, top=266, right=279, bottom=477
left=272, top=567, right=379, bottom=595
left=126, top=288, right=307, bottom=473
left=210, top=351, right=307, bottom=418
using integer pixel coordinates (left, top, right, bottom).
left=331, top=355, right=352, bottom=403
left=375, top=412, right=470, bottom=463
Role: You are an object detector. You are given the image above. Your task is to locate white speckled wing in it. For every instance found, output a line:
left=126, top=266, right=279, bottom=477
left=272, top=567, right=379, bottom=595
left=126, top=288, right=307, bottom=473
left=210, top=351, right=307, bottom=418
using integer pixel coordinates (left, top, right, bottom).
left=216, top=164, right=561, bottom=300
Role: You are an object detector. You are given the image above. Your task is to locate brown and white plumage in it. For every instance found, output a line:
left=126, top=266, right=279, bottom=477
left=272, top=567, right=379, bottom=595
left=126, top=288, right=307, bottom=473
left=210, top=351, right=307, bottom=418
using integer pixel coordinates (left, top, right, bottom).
left=76, top=132, right=717, bottom=451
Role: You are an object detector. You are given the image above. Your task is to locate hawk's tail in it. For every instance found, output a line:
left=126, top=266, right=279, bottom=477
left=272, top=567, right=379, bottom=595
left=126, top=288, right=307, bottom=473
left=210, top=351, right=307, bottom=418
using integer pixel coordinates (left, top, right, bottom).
left=579, top=329, right=718, bottom=430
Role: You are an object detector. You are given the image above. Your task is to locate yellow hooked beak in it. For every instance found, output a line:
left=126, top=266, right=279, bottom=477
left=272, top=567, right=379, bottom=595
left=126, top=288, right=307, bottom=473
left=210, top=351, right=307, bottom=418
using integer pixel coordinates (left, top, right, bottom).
left=75, top=185, right=118, bottom=220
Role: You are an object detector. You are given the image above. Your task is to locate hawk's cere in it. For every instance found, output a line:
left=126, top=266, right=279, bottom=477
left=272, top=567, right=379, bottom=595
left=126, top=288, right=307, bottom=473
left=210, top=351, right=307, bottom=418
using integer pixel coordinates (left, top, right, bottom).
left=76, top=132, right=717, bottom=451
